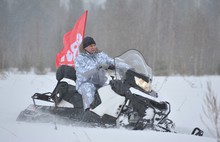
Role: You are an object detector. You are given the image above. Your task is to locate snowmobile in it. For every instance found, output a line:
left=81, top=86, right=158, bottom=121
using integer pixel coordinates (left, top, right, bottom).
left=16, top=49, right=203, bottom=136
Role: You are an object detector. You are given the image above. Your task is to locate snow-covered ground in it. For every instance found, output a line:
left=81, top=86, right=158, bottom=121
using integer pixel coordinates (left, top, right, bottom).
left=0, top=72, right=218, bottom=142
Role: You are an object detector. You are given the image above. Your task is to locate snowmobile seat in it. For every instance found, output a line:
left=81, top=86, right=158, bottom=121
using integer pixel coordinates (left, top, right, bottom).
left=49, top=81, right=83, bottom=108
left=32, top=65, right=82, bottom=107
left=61, top=84, right=83, bottom=108
left=56, top=65, right=76, bottom=82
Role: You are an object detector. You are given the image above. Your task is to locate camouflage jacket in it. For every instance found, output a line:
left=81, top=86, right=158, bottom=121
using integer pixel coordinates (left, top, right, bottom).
left=75, top=45, right=114, bottom=91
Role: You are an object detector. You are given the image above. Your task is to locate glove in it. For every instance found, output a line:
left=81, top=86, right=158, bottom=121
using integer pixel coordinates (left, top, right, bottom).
left=98, top=63, right=109, bottom=70
left=108, top=65, right=115, bottom=70
left=98, top=64, right=115, bottom=70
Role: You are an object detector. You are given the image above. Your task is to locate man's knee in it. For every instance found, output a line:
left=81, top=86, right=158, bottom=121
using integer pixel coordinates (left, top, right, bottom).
left=79, top=83, right=96, bottom=94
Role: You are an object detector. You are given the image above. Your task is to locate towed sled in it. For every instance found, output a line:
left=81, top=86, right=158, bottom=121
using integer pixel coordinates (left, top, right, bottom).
left=17, top=50, right=203, bottom=136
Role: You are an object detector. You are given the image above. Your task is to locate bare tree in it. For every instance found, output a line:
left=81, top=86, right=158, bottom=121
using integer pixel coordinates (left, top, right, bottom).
left=1, top=0, right=220, bottom=75
left=201, top=82, right=220, bottom=141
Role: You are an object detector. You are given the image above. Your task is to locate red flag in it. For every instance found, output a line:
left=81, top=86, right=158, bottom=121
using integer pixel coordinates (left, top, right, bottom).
left=56, top=10, right=88, bottom=67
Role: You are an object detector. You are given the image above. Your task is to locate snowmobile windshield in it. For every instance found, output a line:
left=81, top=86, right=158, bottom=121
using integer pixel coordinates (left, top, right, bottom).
left=114, top=50, right=153, bottom=81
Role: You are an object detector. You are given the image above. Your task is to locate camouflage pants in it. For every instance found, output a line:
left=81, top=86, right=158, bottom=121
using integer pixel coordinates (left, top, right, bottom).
left=77, top=82, right=96, bottom=110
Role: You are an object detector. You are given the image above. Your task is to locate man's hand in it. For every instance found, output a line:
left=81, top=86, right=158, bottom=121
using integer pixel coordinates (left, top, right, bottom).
left=108, top=65, right=115, bottom=70
left=98, top=63, right=109, bottom=70
left=98, top=64, right=115, bottom=70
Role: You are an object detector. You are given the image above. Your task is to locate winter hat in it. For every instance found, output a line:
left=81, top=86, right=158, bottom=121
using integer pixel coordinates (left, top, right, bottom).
left=83, top=36, right=96, bottom=49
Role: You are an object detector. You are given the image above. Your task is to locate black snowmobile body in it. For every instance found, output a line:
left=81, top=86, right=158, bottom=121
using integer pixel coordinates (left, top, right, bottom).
left=16, top=50, right=203, bottom=136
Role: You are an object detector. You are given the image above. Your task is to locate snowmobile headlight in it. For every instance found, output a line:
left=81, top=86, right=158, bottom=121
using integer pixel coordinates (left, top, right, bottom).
left=134, top=76, right=151, bottom=92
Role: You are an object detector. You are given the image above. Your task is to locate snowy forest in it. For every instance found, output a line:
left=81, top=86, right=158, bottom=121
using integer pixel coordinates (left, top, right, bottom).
left=0, top=0, right=220, bottom=75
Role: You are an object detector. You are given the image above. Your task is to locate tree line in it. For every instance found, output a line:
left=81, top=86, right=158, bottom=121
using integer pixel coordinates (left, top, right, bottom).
left=0, top=0, right=220, bottom=75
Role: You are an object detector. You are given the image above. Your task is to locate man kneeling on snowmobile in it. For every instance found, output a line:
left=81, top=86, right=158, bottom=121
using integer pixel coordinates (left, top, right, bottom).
left=75, top=36, right=115, bottom=111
